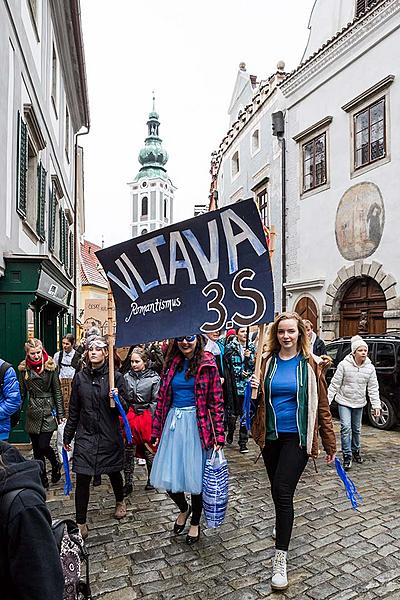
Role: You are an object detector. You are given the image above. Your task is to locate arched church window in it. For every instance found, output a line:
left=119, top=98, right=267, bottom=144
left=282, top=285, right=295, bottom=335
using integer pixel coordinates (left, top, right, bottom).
left=164, top=198, right=168, bottom=219
left=141, top=196, right=148, bottom=217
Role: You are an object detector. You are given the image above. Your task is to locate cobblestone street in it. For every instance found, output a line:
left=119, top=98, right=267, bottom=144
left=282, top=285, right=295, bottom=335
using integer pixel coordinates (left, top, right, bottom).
left=46, top=421, right=400, bottom=599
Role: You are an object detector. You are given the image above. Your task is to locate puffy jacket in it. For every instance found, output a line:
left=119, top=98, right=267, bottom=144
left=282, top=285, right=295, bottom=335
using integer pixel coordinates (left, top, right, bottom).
left=0, top=360, right=22, bottom=441
left=252, top=353, right=336, bottom=458
left=18, top=358, right=64, bottom=434
left=124, top=368, right=160, bottom=415
left=328, top=353, right=381, bottom=409
left=152, top=351, right=225, bottom=449
left=0, top=442, right=64, bottom=600
left=63, top=361, right=128, bottom=476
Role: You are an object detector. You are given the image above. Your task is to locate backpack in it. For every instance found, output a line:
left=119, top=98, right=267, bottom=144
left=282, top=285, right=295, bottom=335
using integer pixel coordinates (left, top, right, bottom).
left=0, top=361, right=21, bottom=429
left=0, top=489, right=92, bottom=600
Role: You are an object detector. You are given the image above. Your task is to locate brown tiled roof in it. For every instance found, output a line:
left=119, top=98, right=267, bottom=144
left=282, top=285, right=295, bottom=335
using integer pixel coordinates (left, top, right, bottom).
left=80, top=239, right=108, bottom=288
left=282, top=0, right=386, bottom=83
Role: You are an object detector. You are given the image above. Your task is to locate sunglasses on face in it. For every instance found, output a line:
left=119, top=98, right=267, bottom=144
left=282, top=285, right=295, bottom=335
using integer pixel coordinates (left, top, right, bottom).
left=175, top=335, right=196, bottom=343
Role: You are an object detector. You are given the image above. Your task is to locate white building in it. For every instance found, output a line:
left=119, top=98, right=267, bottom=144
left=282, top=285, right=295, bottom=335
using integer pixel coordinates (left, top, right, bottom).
left=212, top=0, right=400, bottom=339
left=128, top=101, right=176, bottom=238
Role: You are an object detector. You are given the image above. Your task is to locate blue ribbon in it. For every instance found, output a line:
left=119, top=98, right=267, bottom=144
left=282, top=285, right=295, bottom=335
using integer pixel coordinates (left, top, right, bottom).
left=240, top=379, right=252, bottom=430
left=112, top=390, right=132, bottom=444
left=62, top=448, right=73, bottom=496
left=335, top=457, right=363, bottom=510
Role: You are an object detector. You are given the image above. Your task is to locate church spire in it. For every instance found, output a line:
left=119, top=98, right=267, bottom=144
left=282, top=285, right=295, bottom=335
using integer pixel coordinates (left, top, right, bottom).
left=137, top=95, right=168, bottom=178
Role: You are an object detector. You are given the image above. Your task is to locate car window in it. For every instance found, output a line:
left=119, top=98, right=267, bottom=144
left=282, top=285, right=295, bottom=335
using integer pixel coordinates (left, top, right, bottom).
left=325, top=344, right=339, bottom=363
left=375, top=343, right=395, bottom=368
left=339, top=343, right=351, bottom=361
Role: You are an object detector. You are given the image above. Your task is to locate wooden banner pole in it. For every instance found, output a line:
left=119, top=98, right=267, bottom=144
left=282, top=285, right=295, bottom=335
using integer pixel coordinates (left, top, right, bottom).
left=251, top=224, right=276, bottom=400
left=107, top=285, right=115, bottom=408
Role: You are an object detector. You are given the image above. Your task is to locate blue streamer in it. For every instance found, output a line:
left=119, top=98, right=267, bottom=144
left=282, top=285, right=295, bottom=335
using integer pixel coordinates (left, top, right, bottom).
left=62, top=448, right=73, bottom=496
left=335, top=457, right=363, bottom=510
left=112, top=390, right=132, bottom=444
left=240, top=380, right=252, bottom=430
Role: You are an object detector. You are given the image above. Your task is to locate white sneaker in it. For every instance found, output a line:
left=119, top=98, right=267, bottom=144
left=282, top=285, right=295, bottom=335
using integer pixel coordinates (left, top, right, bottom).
left=272, top=525, right=276, bottom=540
left=271, top=550, right=288, bottom=591
left=137, top=458, right=146, bottom=466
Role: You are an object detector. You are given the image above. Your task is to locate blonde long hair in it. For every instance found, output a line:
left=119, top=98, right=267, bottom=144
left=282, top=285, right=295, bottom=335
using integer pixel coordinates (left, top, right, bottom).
left=265, top=312, right=311, bottom=359
left=24, top=338, right=42, bottom=354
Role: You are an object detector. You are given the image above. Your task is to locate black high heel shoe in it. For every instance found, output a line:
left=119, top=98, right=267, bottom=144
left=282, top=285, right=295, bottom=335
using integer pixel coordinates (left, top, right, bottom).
left=173, top=505, right=192, bottom=534
left=186, top=525, right=201, bottom=545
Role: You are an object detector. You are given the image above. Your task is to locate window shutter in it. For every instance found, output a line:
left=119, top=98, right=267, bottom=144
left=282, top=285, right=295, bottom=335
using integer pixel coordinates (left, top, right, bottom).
left=16, top=112, right=28, bottom=217
left=63, top=214, right=69, bottom=267
left=48, top=186, right=57, bottom=252
left=59, top=209, right=63, bottom=262
left=36, top=162, right=47, bottom=240
left=68, top=230, right=74, bottom=277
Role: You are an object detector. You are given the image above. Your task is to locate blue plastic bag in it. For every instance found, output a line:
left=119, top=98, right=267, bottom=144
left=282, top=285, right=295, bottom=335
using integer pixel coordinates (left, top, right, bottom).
left=202, top=450, right=229, bottom=528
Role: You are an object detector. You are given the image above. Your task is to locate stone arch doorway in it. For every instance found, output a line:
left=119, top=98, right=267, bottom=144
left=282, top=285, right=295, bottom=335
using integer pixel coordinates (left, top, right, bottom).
left=339, top=276, right=386, bottom=336
left=295, top=296, right=318, bottom=331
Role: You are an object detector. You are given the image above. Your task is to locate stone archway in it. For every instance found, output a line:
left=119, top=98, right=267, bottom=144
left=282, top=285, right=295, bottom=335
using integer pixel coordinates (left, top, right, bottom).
left=321, top=260, right=400, bottom=341
left=339, top=277, right=386, bottom=336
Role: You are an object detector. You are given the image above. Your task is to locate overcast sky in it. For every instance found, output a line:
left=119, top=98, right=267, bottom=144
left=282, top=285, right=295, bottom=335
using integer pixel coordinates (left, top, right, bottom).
left=80, top=0, right=315, bottom=248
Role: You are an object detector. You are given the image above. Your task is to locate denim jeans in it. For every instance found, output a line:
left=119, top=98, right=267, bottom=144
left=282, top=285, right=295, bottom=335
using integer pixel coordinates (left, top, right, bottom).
left=338, top=405, right=363, bottom=457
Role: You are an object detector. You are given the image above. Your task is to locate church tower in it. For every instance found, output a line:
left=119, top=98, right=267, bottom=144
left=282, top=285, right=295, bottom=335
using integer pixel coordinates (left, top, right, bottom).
left=128, top=97, right=176, bottom=238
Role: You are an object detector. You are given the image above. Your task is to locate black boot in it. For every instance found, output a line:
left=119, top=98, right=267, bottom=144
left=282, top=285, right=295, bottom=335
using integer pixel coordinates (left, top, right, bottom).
left=51, top=462, right=62, bottom=484
left=41, top=473, right=49, bottom=489
left=353, top=450, right=363, bottom=464
left=123, top=483, right=133, bottom=497
left=343, top=455, right=352, bottom=471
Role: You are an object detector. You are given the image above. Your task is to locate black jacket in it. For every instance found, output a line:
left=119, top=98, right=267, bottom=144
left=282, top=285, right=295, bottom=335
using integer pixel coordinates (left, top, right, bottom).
left=313, top=336, right=327, bottom=357
left=63, top=362, right=127, bottom=476
left=0, top=442, right=64, bottom=600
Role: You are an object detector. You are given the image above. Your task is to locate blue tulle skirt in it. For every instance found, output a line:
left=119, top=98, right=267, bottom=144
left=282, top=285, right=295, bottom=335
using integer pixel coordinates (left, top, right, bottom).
left=150, top=406, right=207, bottom=494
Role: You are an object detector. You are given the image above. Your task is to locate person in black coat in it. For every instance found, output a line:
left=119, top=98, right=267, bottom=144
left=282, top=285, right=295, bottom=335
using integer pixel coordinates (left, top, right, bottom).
left=0, top=442, right=64, bottom=600
left=63, top=336, right=128, bottom=539
left=304, top=320, right=327, bottom=357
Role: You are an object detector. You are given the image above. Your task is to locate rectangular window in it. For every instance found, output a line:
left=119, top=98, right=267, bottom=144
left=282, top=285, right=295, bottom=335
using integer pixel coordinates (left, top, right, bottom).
left=36, top=162, right=46, bottom=240
left=354, top=98, right=385, bottom=170
left=48, top=184, right=57, bottom=252
left=16, top=112, right=28, bottom=217
left=251, top=130, right=260, bottom=154
left=256, top=189, right=269, bottom=227
left=302, top=133, right=327, bottom=192
left=375, top=343, right=395, bottom=368
left=51, top=45, right=58, bottom=115
left=231, top=151, right=240, bottom=178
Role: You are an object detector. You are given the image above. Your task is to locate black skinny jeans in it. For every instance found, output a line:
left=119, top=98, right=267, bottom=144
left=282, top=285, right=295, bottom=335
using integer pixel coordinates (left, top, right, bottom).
left=167, top=491, right=203, bottom=526
left=75, top=472, right=124, bottom=524
left=30, top=432, right=58, bottom=472
left=262, top=433, right=308, bottom=551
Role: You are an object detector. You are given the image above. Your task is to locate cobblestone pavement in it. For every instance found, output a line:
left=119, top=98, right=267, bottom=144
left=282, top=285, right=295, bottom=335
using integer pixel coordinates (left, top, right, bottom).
left=46, top=420, right=400, bottom=599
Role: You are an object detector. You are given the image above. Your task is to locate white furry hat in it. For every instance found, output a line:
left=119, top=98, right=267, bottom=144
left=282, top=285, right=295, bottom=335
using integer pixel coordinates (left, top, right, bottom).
left=351, top=335, right=368, bottom=353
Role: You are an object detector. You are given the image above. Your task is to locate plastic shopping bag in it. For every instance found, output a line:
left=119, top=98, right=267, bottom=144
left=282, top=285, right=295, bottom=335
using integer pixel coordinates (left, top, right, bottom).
left=57, top=421, right=74, bottom=462
left=202, top=450, right=229, bottom=528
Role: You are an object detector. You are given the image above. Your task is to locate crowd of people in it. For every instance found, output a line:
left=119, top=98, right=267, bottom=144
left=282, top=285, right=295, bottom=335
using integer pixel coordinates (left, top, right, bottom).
left=0, top=316, right=382, bottom=594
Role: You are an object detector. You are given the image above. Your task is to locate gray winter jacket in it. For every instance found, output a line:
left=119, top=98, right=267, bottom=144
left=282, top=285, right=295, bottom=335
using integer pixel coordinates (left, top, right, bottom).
left=124, top=368, right=160, bottom=415
left=328, top=353, right=381, bottom=409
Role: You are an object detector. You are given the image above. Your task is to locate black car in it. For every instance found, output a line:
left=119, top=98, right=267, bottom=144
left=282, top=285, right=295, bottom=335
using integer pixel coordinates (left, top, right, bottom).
left=325, top=333, right=400, bottom=430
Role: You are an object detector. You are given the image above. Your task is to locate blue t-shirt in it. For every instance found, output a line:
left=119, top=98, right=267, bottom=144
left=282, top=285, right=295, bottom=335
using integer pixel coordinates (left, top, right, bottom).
left=171, top=359, right=196, bottom=408
left=271, top=355, right=301, bottom=433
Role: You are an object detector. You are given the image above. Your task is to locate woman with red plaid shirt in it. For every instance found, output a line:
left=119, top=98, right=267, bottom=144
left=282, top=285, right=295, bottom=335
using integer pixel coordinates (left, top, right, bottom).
left=151, top=334, right=224, bottom=544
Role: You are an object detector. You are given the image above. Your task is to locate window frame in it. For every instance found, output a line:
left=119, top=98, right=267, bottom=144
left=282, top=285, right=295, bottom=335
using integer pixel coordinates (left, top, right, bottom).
left=301, top=132, right=328, bottom=193
left=250, top=128, right=260, bottom=157
left=51, top=44, right=58, bottom=117
left=353, top=97, right=386, bottom=171
left=293, top=116, right=332, bottom=200
left=231, top=149, right=240, bottom=181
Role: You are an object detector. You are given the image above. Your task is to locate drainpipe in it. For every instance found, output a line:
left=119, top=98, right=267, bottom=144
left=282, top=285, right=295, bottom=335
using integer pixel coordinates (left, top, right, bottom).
left=73, top=127, right=89, bottom=335
left=272, top=111, right=286, bottom=312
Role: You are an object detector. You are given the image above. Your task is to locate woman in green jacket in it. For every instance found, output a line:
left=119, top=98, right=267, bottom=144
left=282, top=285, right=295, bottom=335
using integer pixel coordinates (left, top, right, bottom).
left=18, top=338, right=64, bottom=488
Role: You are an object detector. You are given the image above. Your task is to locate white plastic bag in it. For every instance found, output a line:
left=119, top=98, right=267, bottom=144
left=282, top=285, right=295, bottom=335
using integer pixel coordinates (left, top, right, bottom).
left=57, top=421, right=74, bottom=462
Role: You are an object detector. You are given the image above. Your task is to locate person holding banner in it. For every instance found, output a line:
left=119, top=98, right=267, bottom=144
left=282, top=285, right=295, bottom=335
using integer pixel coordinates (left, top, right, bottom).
left=150, top=334, right=224, bottom=545
left=225, top=327, right=256, bottom=453
left=251, top=312, right=336, bottom=591
left=122, top=347, right=160, bottom=495
left=63, top=336, right=128, bottom=539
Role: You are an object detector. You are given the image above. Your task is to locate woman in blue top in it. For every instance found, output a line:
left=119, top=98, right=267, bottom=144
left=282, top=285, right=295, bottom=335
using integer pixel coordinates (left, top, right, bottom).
left=251, top=312, right=336, bottom=592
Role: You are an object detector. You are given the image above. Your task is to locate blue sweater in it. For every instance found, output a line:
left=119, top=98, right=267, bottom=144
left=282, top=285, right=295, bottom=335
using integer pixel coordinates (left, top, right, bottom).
left=270, top=355, right=301, bottom=433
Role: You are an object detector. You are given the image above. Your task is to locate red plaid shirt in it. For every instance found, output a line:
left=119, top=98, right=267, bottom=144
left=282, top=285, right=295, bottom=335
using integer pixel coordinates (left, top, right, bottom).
left=152, top=351, right=225, bottom=449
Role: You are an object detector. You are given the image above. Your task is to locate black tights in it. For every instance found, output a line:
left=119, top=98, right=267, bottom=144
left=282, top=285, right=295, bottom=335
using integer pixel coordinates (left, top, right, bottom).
left=167, top=491, right=203, bottom=526
left=75, top=472, right=124, bottom=524
left=30, top=432, right=58, bottom=473
left=262, top=433, right=308, bottom=551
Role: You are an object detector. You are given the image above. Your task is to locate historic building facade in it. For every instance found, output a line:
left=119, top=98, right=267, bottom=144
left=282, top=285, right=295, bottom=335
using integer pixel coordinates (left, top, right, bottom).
left=128, top=100, right=176, bottom=238
left=211, top=0, right=400, bottom=338
left=0, top=0, right=89, bottom=371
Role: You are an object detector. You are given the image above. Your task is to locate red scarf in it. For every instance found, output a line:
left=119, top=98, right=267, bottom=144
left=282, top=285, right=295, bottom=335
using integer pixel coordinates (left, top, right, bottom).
left=26, top=349, right=49, bottom=374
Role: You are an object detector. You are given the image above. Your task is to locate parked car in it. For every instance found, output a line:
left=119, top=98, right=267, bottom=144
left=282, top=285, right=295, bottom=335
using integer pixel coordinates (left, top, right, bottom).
left=325, top=333, right=400, bottom=430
